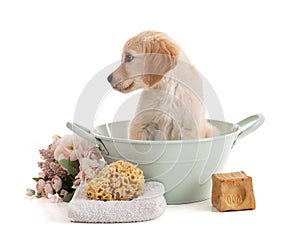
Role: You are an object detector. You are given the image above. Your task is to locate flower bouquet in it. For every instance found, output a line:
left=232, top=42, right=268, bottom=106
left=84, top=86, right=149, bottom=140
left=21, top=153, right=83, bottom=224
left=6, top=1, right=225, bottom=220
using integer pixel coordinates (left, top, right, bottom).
left=27, top=135, right=106, bottom=202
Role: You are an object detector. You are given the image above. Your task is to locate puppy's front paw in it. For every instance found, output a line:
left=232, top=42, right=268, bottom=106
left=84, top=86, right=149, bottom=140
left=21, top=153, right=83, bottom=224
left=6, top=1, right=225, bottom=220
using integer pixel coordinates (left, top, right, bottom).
left=129, top=122, right=167, bottom=141
left=148, top=130, right=166, bottom=141
left=205, top=122, right=220, bottom=138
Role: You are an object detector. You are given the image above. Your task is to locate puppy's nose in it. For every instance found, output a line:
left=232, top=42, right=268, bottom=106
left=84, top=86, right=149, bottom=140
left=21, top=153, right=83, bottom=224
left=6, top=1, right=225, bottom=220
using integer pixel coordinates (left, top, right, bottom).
left=107, top=73, right=113, bottom=83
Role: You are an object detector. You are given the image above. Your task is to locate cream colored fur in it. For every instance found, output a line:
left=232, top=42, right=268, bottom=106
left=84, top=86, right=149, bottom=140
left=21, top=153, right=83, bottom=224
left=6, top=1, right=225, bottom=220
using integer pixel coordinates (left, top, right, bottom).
left=107, top=30, right=215, bottom=140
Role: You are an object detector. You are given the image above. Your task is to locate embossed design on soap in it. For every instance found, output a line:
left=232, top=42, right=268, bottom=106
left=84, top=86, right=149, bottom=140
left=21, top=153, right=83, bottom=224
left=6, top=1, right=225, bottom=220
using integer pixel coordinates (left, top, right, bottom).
left=225, top=187, right=246, bottom=206
left=226, top=194, right=242, bottom=206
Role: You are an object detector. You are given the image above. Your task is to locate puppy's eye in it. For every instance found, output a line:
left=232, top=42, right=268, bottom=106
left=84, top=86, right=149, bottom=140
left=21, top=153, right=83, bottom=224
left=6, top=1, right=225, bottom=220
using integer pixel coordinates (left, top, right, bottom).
left=125, top=55, right=134, bottom=63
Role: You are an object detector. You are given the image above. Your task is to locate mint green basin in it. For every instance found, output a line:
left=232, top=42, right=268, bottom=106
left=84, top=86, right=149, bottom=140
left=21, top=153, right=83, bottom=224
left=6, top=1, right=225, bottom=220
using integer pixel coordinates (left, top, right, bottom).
left=68, top=114, right=264, bottom=204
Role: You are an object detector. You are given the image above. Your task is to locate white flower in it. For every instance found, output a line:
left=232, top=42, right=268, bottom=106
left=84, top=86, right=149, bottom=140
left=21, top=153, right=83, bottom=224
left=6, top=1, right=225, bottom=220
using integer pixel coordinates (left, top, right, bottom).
left=48, top=193, right=63, bottom=203
left=87, top=147, right=103, bottom=160
left=53, top=133, right=106, bottom=181
left=54, top=135, right=75, bottom=161
left=72, top=135, right=95, bottom=159
left=79, top=155, right=106, bottom=181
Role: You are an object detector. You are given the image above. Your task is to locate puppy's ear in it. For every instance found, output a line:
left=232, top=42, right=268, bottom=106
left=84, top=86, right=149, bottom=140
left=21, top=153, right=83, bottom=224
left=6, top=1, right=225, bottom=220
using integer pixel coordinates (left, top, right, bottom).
left=142, top=37, right=179, bottom=86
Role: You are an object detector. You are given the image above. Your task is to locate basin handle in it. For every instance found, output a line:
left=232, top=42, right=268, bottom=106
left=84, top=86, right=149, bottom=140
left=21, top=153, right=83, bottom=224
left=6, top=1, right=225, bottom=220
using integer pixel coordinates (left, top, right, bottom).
left=66, top=122, right=109, bottom=155
left=232, top=114, right=265, bottom=147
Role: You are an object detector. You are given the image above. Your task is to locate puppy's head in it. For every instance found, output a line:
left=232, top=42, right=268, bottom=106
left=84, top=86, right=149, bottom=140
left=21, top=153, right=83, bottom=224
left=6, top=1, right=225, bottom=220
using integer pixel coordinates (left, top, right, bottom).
left=107, top=30, right=179, bottom=93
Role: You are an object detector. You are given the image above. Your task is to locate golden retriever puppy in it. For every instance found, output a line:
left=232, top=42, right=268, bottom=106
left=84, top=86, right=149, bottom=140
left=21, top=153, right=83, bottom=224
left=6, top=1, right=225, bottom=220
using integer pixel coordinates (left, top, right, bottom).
left=107, top=30, right=214, bottom=140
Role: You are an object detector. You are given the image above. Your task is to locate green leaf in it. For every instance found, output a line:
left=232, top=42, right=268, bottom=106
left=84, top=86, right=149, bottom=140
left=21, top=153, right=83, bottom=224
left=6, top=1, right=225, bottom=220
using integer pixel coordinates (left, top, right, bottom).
left=53, top=135, right=61, bottom=140
left=62, top=176, right=75, bottom=192
left=63, top=191, right=75, bottom=202
left=59, top=159, right=79, bottom=176
left=32, top=177, right=42, bottom=182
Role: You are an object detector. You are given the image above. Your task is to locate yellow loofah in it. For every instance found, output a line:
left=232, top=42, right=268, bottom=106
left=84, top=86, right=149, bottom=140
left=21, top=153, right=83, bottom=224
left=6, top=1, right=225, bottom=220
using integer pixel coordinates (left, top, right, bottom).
left=85, top=160, right=144, bottom=201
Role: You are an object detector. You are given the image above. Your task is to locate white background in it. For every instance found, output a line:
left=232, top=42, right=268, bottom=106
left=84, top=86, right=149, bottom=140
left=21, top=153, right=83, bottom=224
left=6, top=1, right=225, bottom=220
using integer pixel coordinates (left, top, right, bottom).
left=1, top=0, right=299, bottom=250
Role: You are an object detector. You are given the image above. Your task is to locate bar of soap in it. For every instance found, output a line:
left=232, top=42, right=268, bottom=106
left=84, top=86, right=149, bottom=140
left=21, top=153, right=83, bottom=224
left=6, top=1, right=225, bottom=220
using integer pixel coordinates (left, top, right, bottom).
left=212, top=171, right=256, bottom=212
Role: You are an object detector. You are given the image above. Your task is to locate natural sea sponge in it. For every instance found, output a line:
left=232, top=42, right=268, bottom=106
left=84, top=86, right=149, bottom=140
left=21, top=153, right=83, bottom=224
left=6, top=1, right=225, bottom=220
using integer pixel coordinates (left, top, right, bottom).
left=85, top=160, right=144, bottom=201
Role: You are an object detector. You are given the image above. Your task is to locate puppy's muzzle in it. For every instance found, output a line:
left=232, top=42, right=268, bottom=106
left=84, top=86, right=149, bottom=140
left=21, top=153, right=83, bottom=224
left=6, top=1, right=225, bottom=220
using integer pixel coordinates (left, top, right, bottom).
left=107, top=73, right=113, bottom=84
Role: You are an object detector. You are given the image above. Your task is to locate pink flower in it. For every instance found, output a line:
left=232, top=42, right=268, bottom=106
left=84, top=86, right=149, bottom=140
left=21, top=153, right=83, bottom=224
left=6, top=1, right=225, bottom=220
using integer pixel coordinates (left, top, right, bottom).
left=51, top=176, right=62, bottom=192
left=54, top=135, right=75, bottom=161
left=87, top=147, right=103, bottom=160
left=38, top=171, right=46, bottom=179
left=50, top=135, right=61, bottom=152
left=48, top=193, right=62, bottom=203
left=36, top=179, right=46, bottom=194
left=42, top=182, right=53, bottom=198
left=26, top=188, right=35, bottom=197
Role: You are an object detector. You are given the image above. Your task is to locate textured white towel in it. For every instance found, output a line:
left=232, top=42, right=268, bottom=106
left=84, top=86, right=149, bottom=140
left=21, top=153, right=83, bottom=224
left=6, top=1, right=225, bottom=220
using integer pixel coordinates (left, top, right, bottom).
left=67, top=182, right=166, bottom=223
